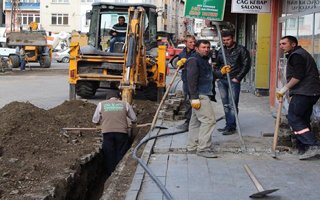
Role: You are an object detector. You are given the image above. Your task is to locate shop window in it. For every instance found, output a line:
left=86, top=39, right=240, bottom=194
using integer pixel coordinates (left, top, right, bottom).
left=314, top=13, right=320, bottom=68
left=287, top=18, right=297, bottom=29
left=286, top=18, right=298, bottom=36
left=298, top=15, right=313, bottom=54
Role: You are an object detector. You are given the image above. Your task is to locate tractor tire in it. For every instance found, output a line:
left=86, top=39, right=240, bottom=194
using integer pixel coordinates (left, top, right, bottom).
left=76, top=81, right=99, bottom=99
left=143, top=82, right=158, bottom=101
left=8, top=55, right=20, bottom=68
left=40, top=55, right=51, bottom=68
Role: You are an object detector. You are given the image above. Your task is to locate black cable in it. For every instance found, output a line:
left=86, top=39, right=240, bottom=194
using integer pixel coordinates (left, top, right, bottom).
left=132, top=128, right=187, bottom=200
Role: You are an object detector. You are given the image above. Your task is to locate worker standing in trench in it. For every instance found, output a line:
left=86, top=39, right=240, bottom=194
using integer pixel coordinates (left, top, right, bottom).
left=92, top=92, right=137, bottom=176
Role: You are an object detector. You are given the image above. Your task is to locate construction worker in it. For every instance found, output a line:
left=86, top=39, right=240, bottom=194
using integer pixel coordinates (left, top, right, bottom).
left=19, top=47, right=26, bottom=71
left=92, top=91, right=137, bottom=175
left=215, top=31, right=251, bottom=135
left=278, top=35, right=320, bottom=160
left=186, top=39, right=230, bottom=158
left=109, top=16, right=127, bottom=52
left=176, top=35, right=196, bottom=131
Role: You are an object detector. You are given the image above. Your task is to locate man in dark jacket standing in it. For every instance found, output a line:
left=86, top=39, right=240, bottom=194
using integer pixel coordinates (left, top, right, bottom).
left=216, top=31, right=251, bottom=135
left=176, top=35, right=196, bottom=131
left=109, top=16, right=127, bottom=52
left=92, top=92, right=137, bottom=175
left=278, top=35, right=320, bottom=160
left=186, top=40, right=230, bottom=158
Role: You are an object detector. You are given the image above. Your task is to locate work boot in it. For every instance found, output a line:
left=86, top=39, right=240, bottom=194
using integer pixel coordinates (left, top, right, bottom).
left=299, top=146, right=320, bottom=160
left=197, top=150, right=218, bottom=158
left=177, top=122, right=189, bottom=131
left=217, top=126, right=228, bottom=132
left=222, top=128, right=236, bottom=135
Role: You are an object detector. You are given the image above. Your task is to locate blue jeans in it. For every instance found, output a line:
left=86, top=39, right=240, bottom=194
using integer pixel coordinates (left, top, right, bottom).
left=20, top=59, right=26, bottom=71
left=217, top=79, right=241, bottom=129
left=109, top=36, right=125, bottom=52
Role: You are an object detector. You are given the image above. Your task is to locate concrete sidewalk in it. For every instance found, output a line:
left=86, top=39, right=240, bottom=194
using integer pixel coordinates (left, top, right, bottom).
left=126, top=92, right=320, bottom=200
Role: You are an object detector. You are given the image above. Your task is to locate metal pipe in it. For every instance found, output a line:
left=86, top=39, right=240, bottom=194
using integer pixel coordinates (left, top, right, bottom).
left=132, top=130, right=186, bottom=200
left=214, top=23, right=246, bottom=149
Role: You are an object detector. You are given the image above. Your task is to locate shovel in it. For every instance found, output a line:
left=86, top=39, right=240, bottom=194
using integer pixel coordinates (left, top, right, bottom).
left=61, top=123, right=168, bottom=132
left=272, top=96, right=283, bottom=158
left=244, top=164, right=279, bottom=198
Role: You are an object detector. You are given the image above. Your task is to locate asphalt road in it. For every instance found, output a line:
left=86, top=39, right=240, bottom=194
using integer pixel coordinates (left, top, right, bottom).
left=0, top=62, right=72, bottom=109
left=0, top=61, right=183, bottom=109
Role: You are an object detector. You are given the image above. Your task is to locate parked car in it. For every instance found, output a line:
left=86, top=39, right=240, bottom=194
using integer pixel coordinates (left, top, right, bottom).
left=52, top=48, right=70, bottom=63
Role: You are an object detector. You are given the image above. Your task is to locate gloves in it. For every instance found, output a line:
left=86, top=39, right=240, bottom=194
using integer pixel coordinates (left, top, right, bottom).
left=220, top=65, right=231, bottom=75
left=276, top=86, right=288, bottom=100
left=191, top=99, right=201, bottom=110
left=176, top=58, right=187, bottom=69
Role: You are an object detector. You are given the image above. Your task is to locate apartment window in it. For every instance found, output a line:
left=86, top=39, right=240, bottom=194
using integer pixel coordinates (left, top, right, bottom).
left=52, top=0, right=69, bottom=3
left=51, top=14, right=68, bottom=25
left=17, top=13, right=40, bottom=25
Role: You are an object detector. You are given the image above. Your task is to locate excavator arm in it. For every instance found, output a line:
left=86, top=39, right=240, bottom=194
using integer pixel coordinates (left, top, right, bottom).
left=121, top=7, right=147, bottom=104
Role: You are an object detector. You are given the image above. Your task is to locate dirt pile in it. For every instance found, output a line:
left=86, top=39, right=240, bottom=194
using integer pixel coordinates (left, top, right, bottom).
left=0, top=99, right=157, bottom=199
left=0, top=100, right=99, bottom=199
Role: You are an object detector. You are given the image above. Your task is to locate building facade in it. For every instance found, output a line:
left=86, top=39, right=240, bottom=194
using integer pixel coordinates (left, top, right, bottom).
left=2, top=0, right=187, bottom=37
left=40, top=0, right=82, bottom=33
left=3, top=0, right=40, bottom=32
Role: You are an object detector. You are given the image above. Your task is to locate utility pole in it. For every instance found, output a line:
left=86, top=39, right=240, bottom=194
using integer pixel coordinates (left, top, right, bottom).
left=10, top=0, right=20, bottom=32
left=175, top=0, right=181, bottom=43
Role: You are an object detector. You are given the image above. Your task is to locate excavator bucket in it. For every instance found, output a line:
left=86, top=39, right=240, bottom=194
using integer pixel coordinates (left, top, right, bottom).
left=6, top=31, right=47, bottom=46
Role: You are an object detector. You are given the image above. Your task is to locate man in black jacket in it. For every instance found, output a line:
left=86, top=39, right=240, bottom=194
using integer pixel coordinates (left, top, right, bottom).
left=216, top=31, right=251, bottom=135
left=176, top=35, right=196, bottom=131
left=109, top=16, right=127, bottom=52
left=186, top=40, right=230, bottom=158
left=278, top=35, right=320, bottom=160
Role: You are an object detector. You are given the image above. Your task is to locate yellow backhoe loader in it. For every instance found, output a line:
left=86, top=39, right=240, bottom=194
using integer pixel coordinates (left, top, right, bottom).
left=68, top=2, right=167, bottom=104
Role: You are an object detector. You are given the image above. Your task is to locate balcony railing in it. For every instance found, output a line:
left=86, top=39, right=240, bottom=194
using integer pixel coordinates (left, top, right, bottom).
left=4, top=2, right=40, bottom=10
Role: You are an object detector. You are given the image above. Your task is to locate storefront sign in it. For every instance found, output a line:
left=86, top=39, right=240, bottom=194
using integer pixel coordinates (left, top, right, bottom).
left=184, top=0, right=226, bottom=21
left=231, top=0, right=271, bottom=14
left=286, top=0, right=320, bottom=13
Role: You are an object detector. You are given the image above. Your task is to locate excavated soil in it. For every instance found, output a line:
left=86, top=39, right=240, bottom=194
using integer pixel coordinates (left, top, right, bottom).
left=0, top=99, right=157, bottom=199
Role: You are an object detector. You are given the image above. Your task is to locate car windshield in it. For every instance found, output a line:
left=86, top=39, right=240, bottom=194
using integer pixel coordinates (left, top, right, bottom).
left=100, top=12, right=128, bottom=37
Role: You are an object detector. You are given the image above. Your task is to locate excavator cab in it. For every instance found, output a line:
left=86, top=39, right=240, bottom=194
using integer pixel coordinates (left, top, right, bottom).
left=69, top=2, right=166, bottom=104
left=87, top=3, right=158, bottom=53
